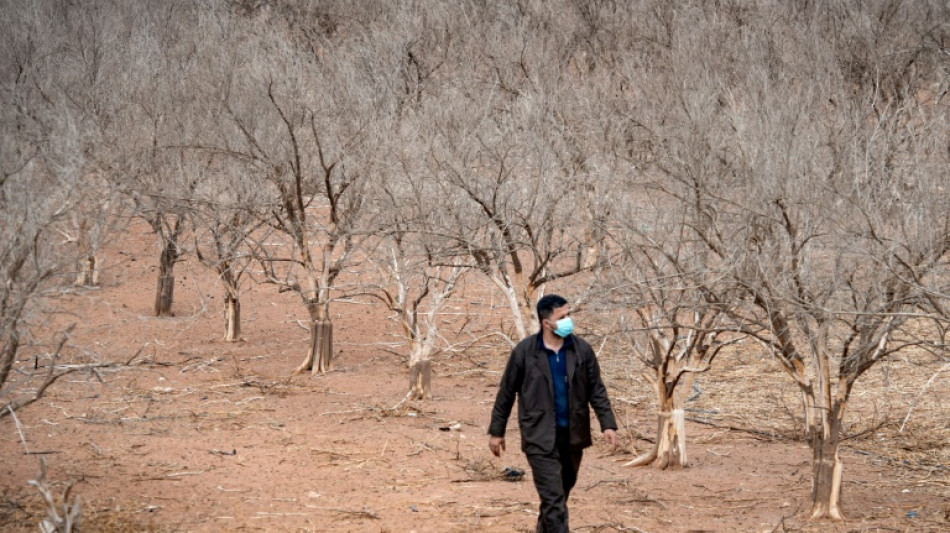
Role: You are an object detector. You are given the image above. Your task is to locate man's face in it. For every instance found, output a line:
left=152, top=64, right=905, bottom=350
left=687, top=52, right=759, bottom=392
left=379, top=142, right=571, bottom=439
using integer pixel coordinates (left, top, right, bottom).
left=544, top=304, right=571, bottom=332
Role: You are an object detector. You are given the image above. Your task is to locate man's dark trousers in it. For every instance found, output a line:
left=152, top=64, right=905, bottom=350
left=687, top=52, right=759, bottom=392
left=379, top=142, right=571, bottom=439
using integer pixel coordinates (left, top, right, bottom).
left=526, top=427, right=582, bottom=533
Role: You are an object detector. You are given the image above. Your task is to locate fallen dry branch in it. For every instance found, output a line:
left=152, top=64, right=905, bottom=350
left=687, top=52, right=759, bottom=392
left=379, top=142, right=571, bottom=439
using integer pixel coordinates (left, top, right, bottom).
left=130, top=470, right=205, bottom=482
left=584, top=477, right=631, bottom=491
left=849, top=447, right=950, bottom=473
left=452, top=459, right=527, bottom=483
left=215, top=486, right=250, bottom=493
left=2, top=330, right=116, bottom=419
left=614, top=495, right=666, bottom=509
left=684, top=417, right=788, bottom=441
left=467, top=501, right=534, bottom=518
left=165, top=471, right=204, bottom=477
left=574, top=522, right=651, bottom=532
left=454, top=458, right=498, bottom=482
left=308, top=447, right=356, bottom=457
left=305, top=506, right=380, bottom=519
left=28, top=457, right=82, bottom=533
left=317, top=396, right=433, bottom=423
left=253, top=511, right=309, bottom=518
left=407, top=440, right=442, bottom=456
left=899, top=361, right=950, bottom=433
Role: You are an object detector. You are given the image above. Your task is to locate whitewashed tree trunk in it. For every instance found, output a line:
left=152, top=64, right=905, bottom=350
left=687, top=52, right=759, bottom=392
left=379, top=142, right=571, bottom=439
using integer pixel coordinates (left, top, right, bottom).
left=223, top=292, right=240, bottom=342
left=295, top=301, right=333, bottom=375
left=408, top=340, right=433, bottom=400
left=809, top=403, right=845, bottom=519
left=74, top=219, right=100, bottom=287
left=489, top=273, right=528, bottom=343
left=625, top=408, right=687, bottom=470
left=75, top=255, right=99, bottom=287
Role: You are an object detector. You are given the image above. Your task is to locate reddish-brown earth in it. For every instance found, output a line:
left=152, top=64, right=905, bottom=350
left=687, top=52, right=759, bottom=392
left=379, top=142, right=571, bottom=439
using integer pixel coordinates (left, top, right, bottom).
left=1, top=225, right=948, bottom=532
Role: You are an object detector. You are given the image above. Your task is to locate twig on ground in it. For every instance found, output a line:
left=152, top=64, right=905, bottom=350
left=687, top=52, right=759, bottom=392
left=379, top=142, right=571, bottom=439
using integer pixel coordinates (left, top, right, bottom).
left=584, top=478, right=629, bottom=491
left=574, top=522, right=650, bottom=532
left=900, top=361, right=950, bottom=433
left=165, top=471, right=204, bottom=477
left=216, top=486, right=251, bottom=493
left=2, top=326, right=138, bottom=419
left=8, top=405, right=31, bottom=454
left=318, top=408, right=371, bottom=417
left=304, top=506, right=380, bottom=519
left=309, top=448, right=355, bottom=457
left=389, top=391, right=412, bottom=411
left=407, top=441, right=440, bottom=456
left=468, top=501, right=533, bottom=518
left=685, top=417, right=785, bottom=440
left=705, top=448, right=731, bottom=456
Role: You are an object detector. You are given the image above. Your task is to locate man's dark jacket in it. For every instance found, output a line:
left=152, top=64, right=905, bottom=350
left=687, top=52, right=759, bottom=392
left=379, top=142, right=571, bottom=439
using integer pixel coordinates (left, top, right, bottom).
left=489, top=333, right=618, bottom=455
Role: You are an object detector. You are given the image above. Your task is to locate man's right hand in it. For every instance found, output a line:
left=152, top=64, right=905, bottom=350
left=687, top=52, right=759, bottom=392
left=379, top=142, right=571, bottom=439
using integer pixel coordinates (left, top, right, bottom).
left=489, top=435, right=505, bottom=457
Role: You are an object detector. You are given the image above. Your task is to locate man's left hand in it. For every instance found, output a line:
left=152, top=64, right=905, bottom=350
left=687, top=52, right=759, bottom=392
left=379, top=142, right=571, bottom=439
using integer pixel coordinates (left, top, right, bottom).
left=603, top=429, right=618, bottom=451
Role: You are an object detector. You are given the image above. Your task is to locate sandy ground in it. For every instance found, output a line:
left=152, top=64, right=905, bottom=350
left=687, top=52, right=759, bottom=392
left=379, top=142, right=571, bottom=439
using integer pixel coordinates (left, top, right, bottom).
left=1, top=226, right=948, bottom=533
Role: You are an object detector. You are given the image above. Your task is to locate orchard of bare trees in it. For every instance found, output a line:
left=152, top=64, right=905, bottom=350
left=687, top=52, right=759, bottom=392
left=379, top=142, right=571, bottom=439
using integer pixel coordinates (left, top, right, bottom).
left=2, top=0, right=949, bottom=527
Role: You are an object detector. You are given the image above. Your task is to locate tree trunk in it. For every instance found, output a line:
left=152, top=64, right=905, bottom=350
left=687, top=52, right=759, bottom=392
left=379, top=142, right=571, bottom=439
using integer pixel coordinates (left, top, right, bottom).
left=408, top=342, right=432, bottom=400
left=220, top=267, right=241, bottom=342
left=310, top=319, right=333, bottom=374
left=809, top=409, right=845, bottom=520
left=0, top=332, right=20, bottom=391
left=295, top=309, right=334, bottom=375
left=581, top=228, right=599, bottom=270
left=802, top=389, right=816, bottom=441
left=521, top=303, right=537, bottom=334
left=512, top=272, right=539, bottom=334
left=625, top=408, right=687, bottom=469
left=656, top=408, right=687, bottom=469
left=223, top=292, right=240, bottom=342
left=499, top=279, right=528, bottom=340
left=74, top=219, right=99, bottom=287
left=154, top=239, right=179, bottom=316
left=75, top=255, right=99, bottom=287
left=626, top=336, right=690, bottom=470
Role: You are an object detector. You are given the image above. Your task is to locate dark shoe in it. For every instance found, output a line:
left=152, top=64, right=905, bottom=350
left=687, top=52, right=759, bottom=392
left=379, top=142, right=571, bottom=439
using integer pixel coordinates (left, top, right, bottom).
left=501, top=466, right=524, bottom=481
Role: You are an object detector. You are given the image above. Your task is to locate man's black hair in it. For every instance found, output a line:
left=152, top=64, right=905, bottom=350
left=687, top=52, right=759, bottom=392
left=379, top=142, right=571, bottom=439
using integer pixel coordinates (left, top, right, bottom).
left=536, top=294, right=568, bottom=321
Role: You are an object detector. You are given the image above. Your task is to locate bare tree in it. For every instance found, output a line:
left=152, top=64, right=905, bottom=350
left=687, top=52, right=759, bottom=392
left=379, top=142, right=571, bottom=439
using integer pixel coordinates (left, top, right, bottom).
left=369, top=145, right=470, bottom=399
left=372, top=232, right=466, bottom=400
left=222, top=4, right=399, bottom=374
left=606, top=206, right=738, bottom=470
left=154, top=7, right=275, bottom=342
left=51, top=2, right=127, bottom=287
left=590, top=0, right=747, bottom=470
left=191, top=156, right=270, bottom=342
left=107, top=1, right=219, bottom=316
left=0, top=1, right=129, bottom=292
left=0, top=0, right=113, bottom=411
left=68, top=185, right=119, bottom=287
left=125, top=155, right=196, bottom=317
left=601, top=0, right=950, bottom=516
left=697, top=2, right=950, bottom=519
left=423, top=5, right=610, bottom=343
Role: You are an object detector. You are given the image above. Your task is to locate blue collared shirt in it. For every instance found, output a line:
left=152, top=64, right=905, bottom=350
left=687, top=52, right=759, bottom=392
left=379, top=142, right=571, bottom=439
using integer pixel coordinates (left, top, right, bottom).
left=539, top=334, right=572, bottom=428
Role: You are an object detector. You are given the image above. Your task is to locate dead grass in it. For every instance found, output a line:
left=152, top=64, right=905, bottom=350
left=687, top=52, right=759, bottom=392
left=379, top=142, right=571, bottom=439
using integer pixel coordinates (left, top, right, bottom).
left=597, top=327, right=950, bottom=466
left=2, top=491, right=170, bottom=533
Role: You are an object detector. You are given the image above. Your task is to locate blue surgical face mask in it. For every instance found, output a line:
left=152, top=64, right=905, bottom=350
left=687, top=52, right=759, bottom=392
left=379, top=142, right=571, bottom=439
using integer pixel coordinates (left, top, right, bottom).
left=552, top=317, right=574, bottom=338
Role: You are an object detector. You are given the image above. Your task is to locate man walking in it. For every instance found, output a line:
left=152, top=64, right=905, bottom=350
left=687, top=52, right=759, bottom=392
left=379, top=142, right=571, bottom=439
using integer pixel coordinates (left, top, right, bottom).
left=489, top=294, right=618, bottom=533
